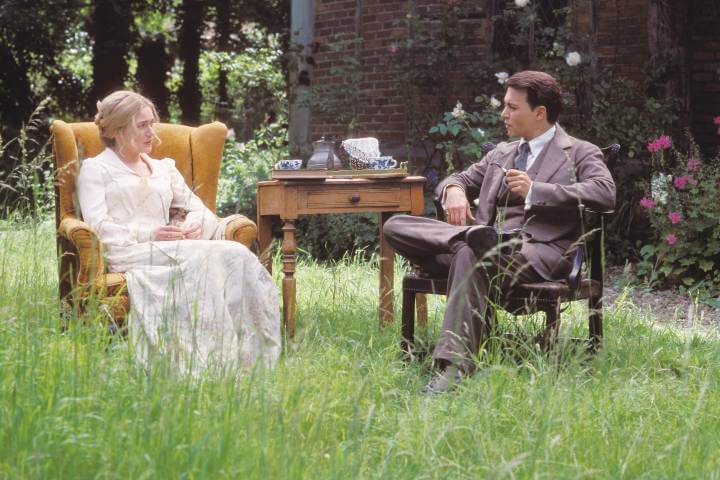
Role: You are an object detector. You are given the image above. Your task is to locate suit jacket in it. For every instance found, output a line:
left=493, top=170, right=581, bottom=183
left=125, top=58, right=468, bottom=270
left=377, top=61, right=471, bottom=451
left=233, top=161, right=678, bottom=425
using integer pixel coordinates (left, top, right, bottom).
left=435, top=125, right=616, bottom=280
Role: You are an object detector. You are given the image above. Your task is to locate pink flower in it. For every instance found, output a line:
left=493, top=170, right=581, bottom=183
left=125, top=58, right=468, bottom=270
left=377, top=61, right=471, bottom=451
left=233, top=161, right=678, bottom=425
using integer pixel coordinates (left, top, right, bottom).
left=647, top=135, right=672, bottom=153
left=687, top=158, right=700, bottom=171
left=388, top=44, right=399, bottom=55
left=673, top=175, right=696, bottom=189
left=714, top=116, right=720, bottom=125
left=639, top=197, right=656, bottom=209
left=668, top=211, right=682, bottom=224
left=666, top=233, right=678, bottom=246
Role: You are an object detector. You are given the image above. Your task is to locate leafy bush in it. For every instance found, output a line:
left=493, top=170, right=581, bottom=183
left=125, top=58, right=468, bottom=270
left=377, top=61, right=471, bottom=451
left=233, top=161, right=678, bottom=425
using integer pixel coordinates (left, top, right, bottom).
left=636, top=129, right=720, bottom=294
left=428, top=98, right=499, bottom=173
left=0, top=100, right=55, bottom=218
left=198, top=25, right=286, bottom=139
left=216, top=120, right=286, bottom=218
left=295, top=214, right=379, bottom=261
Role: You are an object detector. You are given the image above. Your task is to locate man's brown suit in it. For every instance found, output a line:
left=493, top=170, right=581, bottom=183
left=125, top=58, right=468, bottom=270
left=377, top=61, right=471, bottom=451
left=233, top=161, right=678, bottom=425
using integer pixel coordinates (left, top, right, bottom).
left=384, top=125, right=616, bottom=371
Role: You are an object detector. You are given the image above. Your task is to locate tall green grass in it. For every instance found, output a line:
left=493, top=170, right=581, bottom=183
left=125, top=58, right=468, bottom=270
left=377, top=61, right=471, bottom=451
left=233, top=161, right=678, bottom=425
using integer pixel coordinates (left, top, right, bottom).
left=1, top=219, right=719, bottom=478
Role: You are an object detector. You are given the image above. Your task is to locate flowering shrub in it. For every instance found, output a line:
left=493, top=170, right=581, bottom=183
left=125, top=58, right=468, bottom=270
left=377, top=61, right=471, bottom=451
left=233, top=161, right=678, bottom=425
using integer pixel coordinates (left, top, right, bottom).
left=636, top=129, right=720, bottom=291
left=428, top=99, right=499, bottom=173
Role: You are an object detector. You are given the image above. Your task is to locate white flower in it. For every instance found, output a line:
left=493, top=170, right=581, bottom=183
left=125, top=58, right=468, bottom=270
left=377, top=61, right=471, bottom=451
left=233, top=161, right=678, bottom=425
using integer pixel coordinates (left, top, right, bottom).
left=477, top=128, right=486, bottom=137
left=514, top=0, right=530, bottom=7
left=565, top=51, right=581, bottom=67
left=651, top=173, right=671, bottom=205
left=226, top=128, right=236, bottom=140
left=489, top=96, right=501, bottom=108
left=452, top=101, right=465, bottom=119
left=495, top=71, right=509, bottom=84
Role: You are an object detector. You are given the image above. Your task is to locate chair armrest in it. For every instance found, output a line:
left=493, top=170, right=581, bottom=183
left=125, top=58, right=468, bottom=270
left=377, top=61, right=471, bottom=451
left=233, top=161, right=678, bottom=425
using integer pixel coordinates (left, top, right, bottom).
left=433, top=198, right=445, bottom=221
left=433, top=191, right=478, bottom=222
left=567, top=247, right=584, bottom=292
left=57, top=216, right=105, bottom=289
left=221, top=215, right=257, bottom=249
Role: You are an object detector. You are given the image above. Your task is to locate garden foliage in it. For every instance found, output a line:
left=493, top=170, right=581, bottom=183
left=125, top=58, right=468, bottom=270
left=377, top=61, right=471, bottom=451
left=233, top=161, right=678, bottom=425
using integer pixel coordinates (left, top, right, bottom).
left=637, top=128, right=720, bottom=294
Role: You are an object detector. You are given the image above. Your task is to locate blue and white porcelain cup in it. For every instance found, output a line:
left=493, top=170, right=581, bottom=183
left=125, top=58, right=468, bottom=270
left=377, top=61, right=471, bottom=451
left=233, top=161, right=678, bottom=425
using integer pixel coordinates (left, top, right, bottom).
left=275, top=159, right=303, bottom=170
left=366, top=156, right=397, bottom=169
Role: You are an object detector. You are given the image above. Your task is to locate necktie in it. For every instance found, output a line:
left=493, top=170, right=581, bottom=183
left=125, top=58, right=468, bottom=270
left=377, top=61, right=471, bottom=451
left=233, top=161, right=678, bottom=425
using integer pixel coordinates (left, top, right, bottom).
left=514, top=142, right=530, bottom=171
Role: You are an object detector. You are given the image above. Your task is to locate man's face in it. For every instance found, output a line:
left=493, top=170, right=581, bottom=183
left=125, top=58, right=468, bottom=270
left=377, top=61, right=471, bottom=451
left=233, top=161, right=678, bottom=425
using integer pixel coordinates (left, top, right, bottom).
left=501, top=87, right=544, bottom=139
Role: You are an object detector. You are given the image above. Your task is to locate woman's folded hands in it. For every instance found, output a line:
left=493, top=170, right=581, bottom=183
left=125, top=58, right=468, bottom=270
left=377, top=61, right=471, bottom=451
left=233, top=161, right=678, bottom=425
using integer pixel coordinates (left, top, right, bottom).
left=152, top=222, right=202, bottom=241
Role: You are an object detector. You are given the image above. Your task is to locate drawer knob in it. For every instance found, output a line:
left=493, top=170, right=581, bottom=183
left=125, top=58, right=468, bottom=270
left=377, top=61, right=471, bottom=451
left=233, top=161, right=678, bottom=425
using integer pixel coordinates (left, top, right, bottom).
left=350, top=193, right=361, bottom=203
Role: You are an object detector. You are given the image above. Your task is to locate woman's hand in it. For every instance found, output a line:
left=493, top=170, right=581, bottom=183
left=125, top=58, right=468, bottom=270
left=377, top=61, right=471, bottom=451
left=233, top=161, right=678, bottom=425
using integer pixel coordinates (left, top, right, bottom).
left=182, top=222, right=202, bottom=240
left=153, top=226, right=185, bottom=241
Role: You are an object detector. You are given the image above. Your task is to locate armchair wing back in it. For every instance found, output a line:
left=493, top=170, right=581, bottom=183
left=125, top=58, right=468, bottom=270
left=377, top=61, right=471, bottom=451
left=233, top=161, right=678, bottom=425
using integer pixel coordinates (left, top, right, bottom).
left=51, top=120, right=257, bottom=324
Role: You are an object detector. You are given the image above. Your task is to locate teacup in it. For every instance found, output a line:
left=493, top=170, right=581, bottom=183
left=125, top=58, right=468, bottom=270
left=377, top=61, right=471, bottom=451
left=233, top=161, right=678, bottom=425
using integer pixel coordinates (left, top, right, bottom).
left=366, top=156, right=397, bottom=170
left=275, top=159, right=303, bottom=170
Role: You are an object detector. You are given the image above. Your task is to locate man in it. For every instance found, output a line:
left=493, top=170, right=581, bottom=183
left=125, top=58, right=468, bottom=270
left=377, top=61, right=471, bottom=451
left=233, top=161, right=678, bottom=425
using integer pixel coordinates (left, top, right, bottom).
left=384, top=71, right=616, bottom=393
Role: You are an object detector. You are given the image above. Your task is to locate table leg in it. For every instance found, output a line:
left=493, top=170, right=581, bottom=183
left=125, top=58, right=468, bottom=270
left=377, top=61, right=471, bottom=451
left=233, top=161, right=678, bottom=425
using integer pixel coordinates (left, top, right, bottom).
left=416, top=293, right=428, bottom=328
left=281, top=220, right=297, bottom=337
left=379, top=212, right=394, bottom=325
left=258, top=215, right=273, bottom=273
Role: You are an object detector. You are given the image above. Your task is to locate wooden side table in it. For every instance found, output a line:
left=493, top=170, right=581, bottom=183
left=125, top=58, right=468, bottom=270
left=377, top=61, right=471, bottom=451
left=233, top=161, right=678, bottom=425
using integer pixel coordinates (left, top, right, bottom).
left=257, top=176, right=426, bottom=336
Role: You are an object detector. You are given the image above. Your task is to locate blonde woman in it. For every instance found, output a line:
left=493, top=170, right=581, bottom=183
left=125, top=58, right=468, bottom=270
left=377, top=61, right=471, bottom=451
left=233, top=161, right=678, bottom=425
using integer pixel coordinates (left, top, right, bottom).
left=77, top=90, right=281, bottom=374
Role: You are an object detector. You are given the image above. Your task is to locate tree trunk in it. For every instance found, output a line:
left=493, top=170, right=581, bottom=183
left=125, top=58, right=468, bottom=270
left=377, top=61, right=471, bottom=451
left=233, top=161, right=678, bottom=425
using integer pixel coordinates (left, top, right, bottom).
left=0, top=43, right=33, bottom=131
left=178, top=0, right=204, bottom=125
left=90, top=0, right=132, bottom=108
left=215, top=0, right=230, bottom=123
left=137, top=36, right=170, bottom=118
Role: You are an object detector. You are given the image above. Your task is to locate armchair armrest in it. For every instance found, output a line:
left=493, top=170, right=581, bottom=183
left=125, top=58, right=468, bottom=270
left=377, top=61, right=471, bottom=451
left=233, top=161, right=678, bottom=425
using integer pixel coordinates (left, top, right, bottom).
left=57, top=215, right=105, bottom=289
left=221, top=215, right=257, bottom=249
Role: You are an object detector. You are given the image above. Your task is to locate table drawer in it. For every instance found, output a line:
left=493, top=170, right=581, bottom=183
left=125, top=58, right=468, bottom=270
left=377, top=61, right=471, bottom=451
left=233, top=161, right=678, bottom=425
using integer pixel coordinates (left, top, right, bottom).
left=302, top=185, right=402, bottom=210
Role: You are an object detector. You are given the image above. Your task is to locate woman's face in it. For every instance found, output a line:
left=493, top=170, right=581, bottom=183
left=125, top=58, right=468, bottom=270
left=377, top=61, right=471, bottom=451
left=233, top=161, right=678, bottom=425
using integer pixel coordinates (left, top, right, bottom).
left=117, top=105, right=156, bottom=156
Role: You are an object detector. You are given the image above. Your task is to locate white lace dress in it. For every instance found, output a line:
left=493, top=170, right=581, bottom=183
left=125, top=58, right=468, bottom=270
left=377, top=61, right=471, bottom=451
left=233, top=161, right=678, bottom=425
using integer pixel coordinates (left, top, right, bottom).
left=77, top=148, right=281, bottom=374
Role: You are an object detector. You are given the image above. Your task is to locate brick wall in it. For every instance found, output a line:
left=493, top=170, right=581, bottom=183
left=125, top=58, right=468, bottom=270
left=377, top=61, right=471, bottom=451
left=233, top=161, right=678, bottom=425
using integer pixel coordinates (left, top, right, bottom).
left=593, top=0, right=650, bottom=83
left=689, top=3, right=720, bottom=153
left=312, top=0, right=408, bottom=145
left=310, top=0, right=718, bottom=157
left=311, top=0, right=488, bottom=158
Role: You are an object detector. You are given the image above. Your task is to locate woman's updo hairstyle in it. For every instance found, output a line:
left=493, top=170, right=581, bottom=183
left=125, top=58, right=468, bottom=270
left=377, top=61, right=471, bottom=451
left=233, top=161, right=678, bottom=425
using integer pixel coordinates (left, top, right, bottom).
left=94, top=90, right=160, bottom=148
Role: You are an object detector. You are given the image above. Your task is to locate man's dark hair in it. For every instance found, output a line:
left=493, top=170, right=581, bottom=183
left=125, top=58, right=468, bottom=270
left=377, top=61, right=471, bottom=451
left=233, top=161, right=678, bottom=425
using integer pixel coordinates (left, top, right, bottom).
left=506, top=71, right=562, bottom=123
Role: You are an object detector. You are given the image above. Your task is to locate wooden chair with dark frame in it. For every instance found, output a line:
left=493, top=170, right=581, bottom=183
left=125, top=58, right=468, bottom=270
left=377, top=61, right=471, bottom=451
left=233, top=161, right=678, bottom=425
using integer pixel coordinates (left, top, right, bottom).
left=400, top=143, right=620, bottom=355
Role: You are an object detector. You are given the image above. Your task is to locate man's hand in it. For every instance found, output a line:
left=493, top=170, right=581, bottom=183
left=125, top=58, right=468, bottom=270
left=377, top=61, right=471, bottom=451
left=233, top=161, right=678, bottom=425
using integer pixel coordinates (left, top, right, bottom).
left=506, top=169, right=532, bottom=198
left=182, top=222, right=202, bottom=240
left=153, top=225, right=184, bottom=241
left=444, top=186, right=475, bottom=226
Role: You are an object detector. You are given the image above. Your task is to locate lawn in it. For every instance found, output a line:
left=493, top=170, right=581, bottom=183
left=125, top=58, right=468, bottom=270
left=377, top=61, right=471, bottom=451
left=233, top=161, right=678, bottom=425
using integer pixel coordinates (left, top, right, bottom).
left=1, top=219, right=719, bottom=479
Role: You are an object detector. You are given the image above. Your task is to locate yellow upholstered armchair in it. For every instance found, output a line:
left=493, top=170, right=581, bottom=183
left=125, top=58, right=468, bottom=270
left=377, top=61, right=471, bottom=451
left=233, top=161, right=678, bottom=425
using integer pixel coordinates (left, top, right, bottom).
left=51, top=120, right=258, bottom=323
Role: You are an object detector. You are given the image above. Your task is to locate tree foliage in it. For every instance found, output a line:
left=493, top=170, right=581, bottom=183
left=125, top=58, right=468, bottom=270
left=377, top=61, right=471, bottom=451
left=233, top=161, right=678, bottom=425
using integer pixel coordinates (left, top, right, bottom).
left=0, top=0, right=290, bottom=214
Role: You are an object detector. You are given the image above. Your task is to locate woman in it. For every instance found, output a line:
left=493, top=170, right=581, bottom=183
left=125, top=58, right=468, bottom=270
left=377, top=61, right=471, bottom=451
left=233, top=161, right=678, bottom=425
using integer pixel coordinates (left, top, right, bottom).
left=77, top=90, right=281, bottom=374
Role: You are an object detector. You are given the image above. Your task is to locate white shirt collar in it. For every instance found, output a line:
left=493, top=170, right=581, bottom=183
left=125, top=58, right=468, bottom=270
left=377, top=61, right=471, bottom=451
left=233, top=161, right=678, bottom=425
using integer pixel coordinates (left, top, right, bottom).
left=520, top=124, right=556, bottom=156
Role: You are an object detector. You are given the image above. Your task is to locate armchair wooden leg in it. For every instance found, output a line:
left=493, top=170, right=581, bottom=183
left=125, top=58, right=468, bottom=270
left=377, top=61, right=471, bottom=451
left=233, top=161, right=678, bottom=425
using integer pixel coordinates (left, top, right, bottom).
left=401, top=288, right=416, bottom=354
